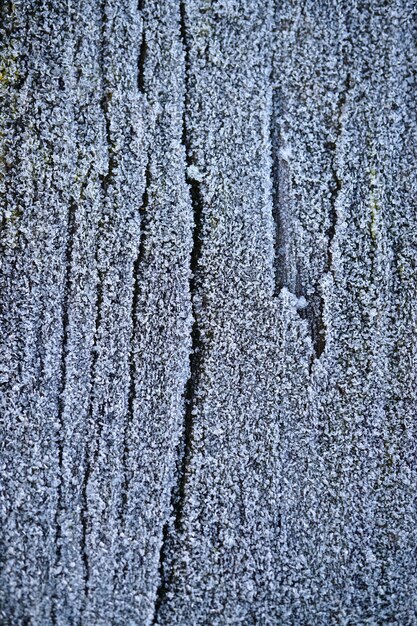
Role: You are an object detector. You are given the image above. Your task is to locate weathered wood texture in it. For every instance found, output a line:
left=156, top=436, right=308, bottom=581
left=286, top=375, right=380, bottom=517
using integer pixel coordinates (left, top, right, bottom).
left=0, top=1, right=416, bottom=624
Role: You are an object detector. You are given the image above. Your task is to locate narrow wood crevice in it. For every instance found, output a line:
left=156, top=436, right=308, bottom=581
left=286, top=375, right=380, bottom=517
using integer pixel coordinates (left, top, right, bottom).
left=137, top=23, right=147, bottom=93
left=311, top=297, right=326, bottom=363
left=99, top=1, right=117, bottom=193
left=80, top=168, right=107, bottom=606
left=79, top=462, right=92, bottom=605
left=311, top=71, right=351, bottom=363
left=99, top=91, right=117, bottom=192
left=270, top=88, right=319, bottom=359
left=271, top=92, right=326, bottom=364
left=326, top=72, right=351, bottom=272
left=51, top=197, right=77, bottom=625
left=271, top=72, right=351, bottom=364
left=152, top=510, right=172, bottom=623
left=80, top=272, right=103, bottom=608
left=270, top=88, right=290, bottom=297
left=170, top=0, right=203, bottom=535
left=118, top=0, right=151, bottom=537
left=170, top=168, right=204, bottom=530
left=120, top=157, right=151, bottom=520
left=152, top=2, right=203, bottom=621
left=79, top=5, right=113, bottom=607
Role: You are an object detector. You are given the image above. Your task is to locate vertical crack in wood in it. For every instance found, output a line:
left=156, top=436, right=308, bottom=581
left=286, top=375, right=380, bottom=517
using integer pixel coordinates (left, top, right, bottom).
left=152, top=2, right=203, bottom=622
left=120, top=157, right=151, bottom=520
left=271, top=64, right=351, bottom=365
left=80, top=269, right=103, bottom=609
left=327, top=72, right=351, bottom=274
left=79, top=2, right=113, bottom=612
left=173, top=162, right=203, bottom=528
left=137, top=20, right=147, bottom=93
left=313, top=72, right=351, bottom=362
left=100, top=84, right=117, bottom=193
left=99, top=1, right=117, bottom=193
left=110, top=2, right=151, bottom=593
left=51, top=197, right=76, bottom=625
left=270, top=87, right=291, bottom=297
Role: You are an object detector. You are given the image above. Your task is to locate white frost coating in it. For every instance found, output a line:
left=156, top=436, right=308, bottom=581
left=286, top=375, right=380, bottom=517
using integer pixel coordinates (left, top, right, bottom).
left=0, top=1, right=416, bottom=625
left=186, top=164, right=204, bottom=181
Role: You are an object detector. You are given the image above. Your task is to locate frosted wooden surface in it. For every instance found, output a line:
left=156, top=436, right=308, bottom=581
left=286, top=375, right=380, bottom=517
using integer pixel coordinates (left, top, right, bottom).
left=0, top=1, right=416, bottom=624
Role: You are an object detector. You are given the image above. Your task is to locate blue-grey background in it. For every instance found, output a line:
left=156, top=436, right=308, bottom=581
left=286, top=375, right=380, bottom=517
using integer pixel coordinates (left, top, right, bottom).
left=0, top=1, right=416, bottom=624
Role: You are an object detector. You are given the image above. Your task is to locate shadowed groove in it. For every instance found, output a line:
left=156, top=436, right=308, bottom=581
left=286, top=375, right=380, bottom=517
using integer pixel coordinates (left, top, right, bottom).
left=152, top=1, right=204, bottom=621
left=51, top=197, right=77, bottom=625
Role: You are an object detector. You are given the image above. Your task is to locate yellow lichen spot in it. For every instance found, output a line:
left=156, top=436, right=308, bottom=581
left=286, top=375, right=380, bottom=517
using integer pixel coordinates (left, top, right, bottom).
left=10, top=208, right=22, bottom=221
left=0, top=40, right=20, bottom=87
left=210, top=215, right=219, bottom=230
left=0, top=65, right=19, bottom=86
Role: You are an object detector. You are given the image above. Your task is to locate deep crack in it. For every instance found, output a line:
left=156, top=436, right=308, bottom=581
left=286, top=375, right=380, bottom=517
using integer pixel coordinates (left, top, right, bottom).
left=79, top=270, right=103, bottom=610
left=270, top=88, right=291, bottom=297
left=79, top=4, right=112, bottom=609
left=120, top=157, right=151, bottom=518
left=326, top=72, right=351, bottom=273
left=152, top=2, right=203, bottom=621
left=312, top=71, right=352, bottom=362
left=51, top=197, right=76, bottom=625
left=137, top=23, right=147, bottom=93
